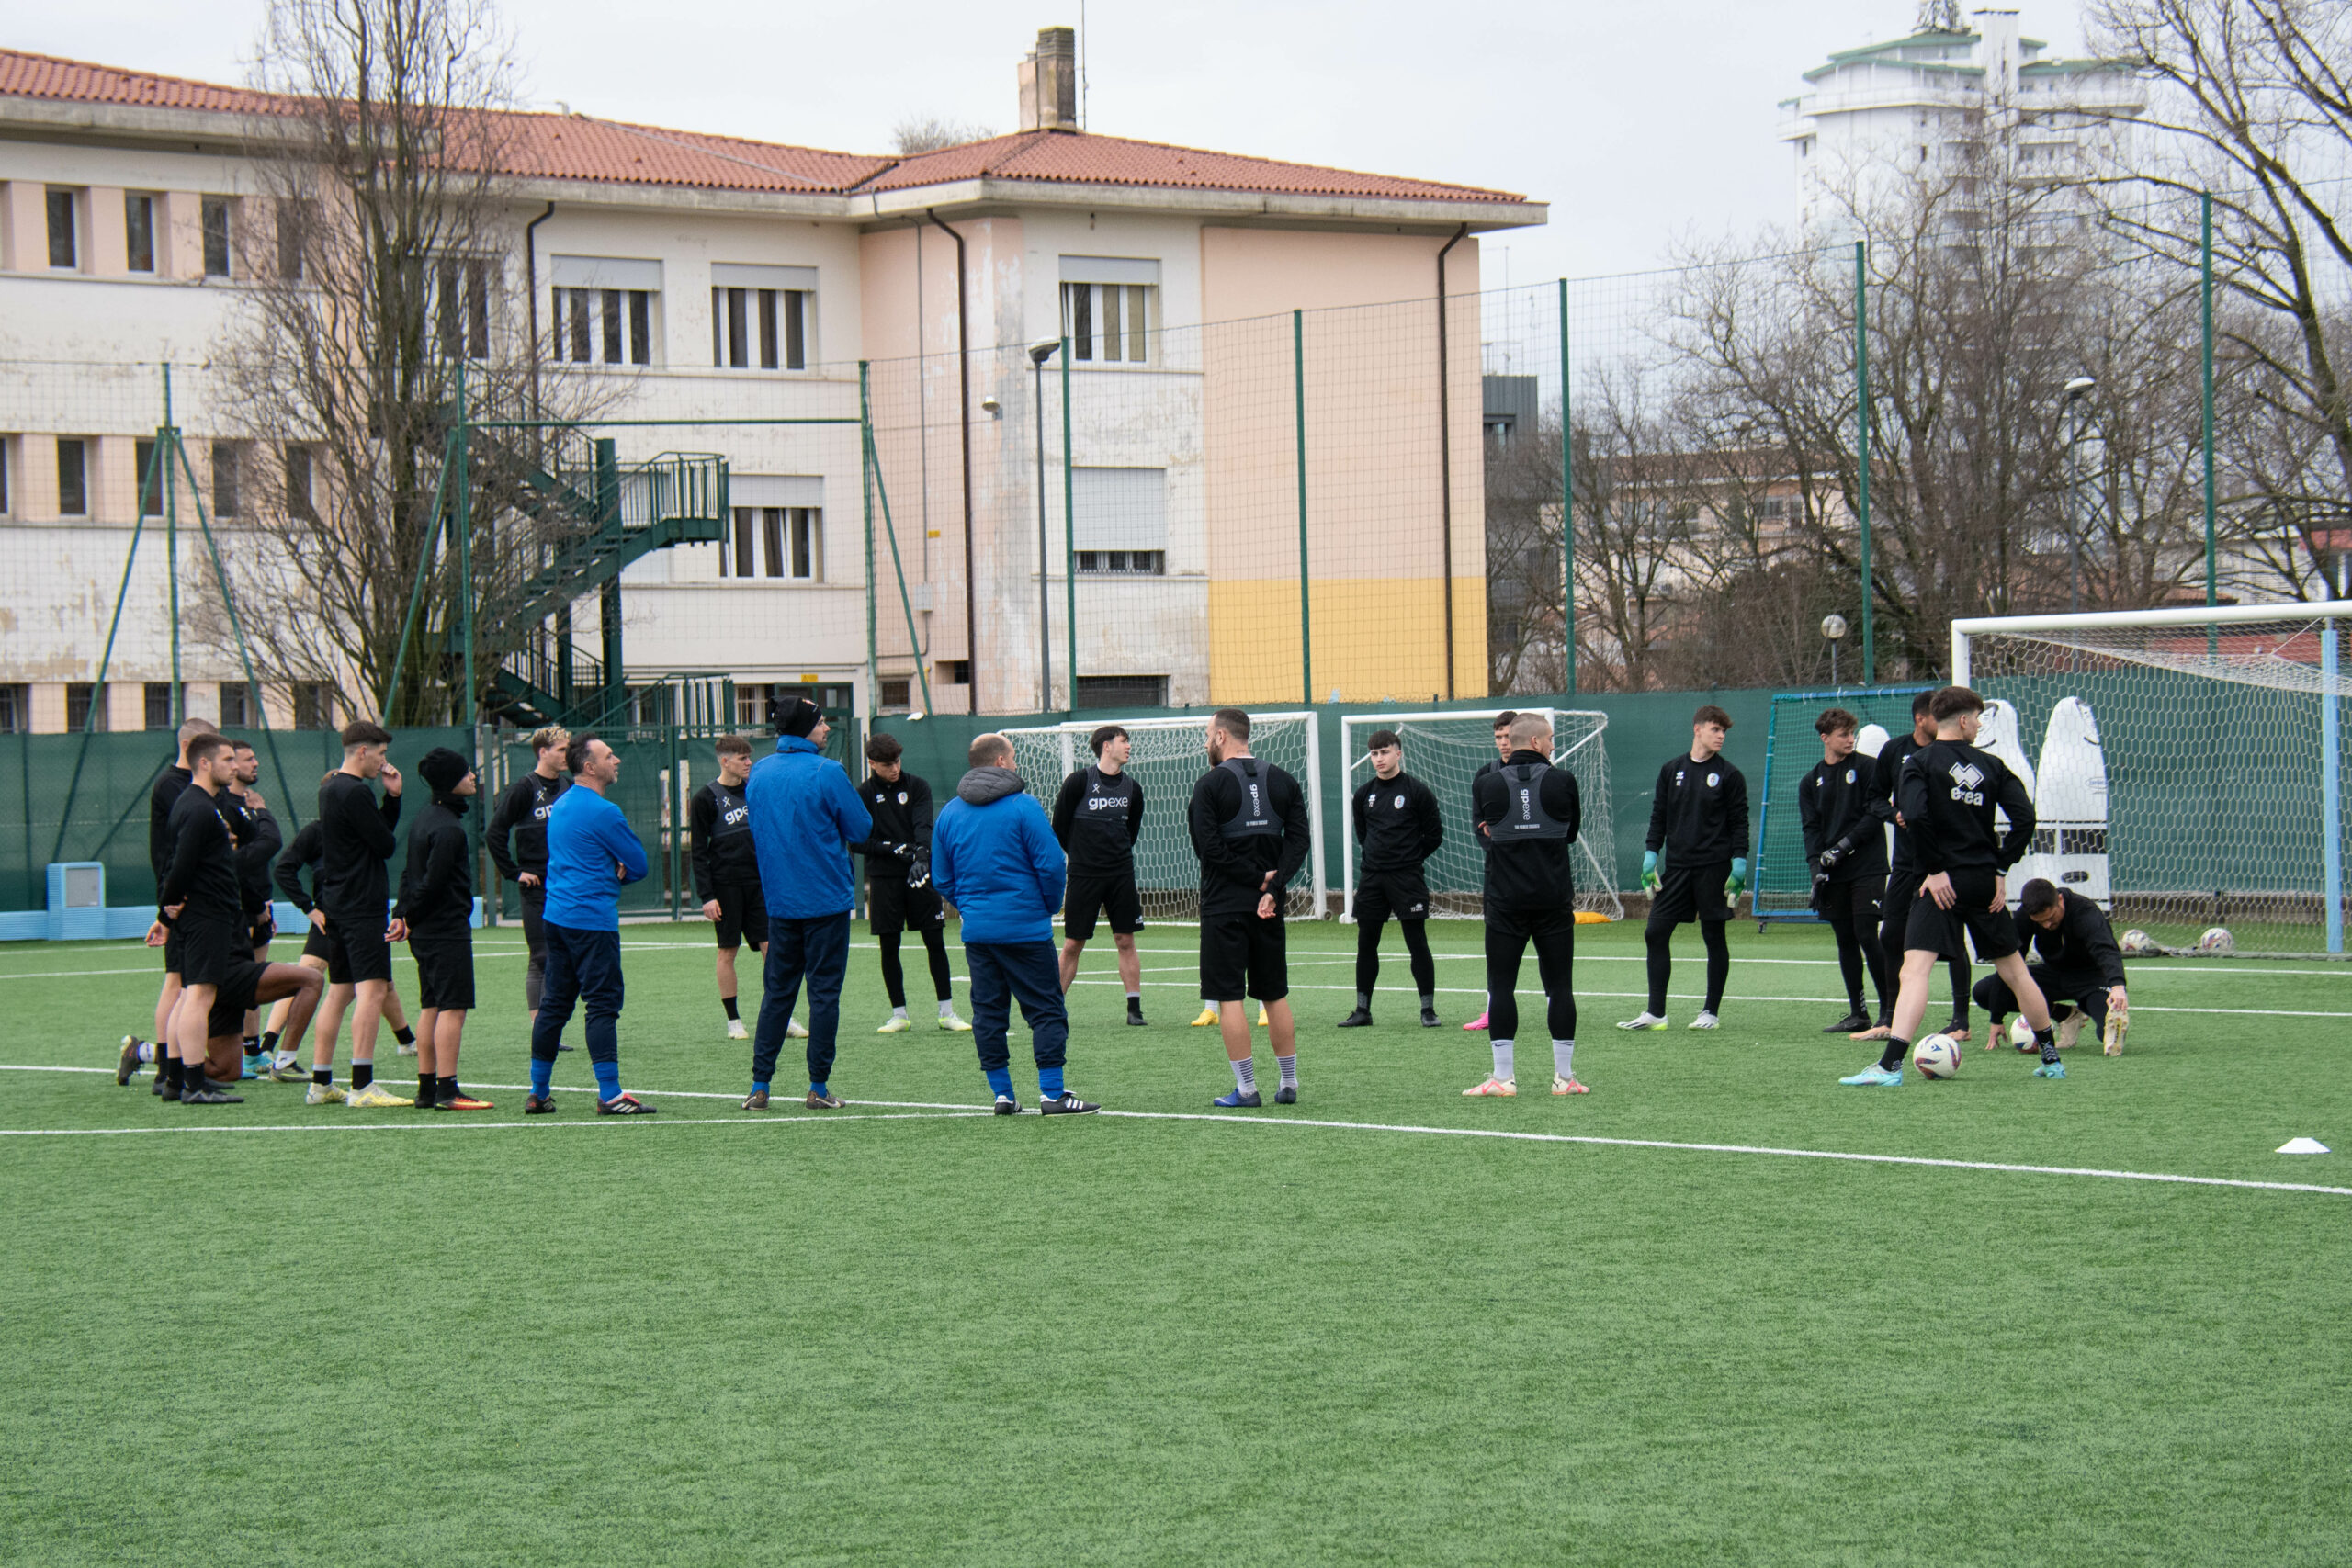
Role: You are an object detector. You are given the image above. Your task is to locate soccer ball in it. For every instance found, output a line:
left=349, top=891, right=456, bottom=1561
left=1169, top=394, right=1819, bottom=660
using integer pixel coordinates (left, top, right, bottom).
left=1911, top=1034, right=1962, bottom=1079
left=2198, top=926, right=2235, bottom=955
left=2120, top=928, right=2155, bottom=955
left=2008, top=1017, right=2034, bottom=1051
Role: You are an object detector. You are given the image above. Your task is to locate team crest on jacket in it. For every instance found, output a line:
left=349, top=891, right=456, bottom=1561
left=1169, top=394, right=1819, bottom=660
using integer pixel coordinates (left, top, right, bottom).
left=897, top=791, right=908, bottom=805
left=1393, top=794, right=1405, bottom=809
left=1844, top=768, right=1855, bottom=784
left=1706, top=773, right=1719, bottom=787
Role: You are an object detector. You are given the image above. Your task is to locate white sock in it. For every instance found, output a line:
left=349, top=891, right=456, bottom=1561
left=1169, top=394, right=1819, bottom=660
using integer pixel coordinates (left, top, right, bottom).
left=1232, top=1055, right=1257, bottom=1094
left=1492, top=1039, right=1514, bottom=1081
left=890, top=1006, right=908, bottom=1019
left=1553, top=1040, right=1575, bottom=1079
left=936, top=999, right=956, bottom=1018
left=1277, top=1053, right=1297, bottom=1089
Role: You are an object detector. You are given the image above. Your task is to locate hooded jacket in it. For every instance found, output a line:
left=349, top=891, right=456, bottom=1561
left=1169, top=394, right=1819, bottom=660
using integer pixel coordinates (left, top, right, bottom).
left=745, top=733, right=873, bottom=919
left=932, top=767, right=1066, bottom=945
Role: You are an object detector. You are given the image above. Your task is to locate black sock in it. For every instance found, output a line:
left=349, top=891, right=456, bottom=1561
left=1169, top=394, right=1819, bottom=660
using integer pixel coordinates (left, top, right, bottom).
left=392, top=1026, right=415, bottom=1046
left=165, top=1057, right=186, bottom=1089
left=353, top=1062, right=374, bottom=1091
left=417, top=1073, right=438, bottom=1104
left=722, top=994, right=740, bottom=1021
left=2036, top=1027, right=2058, bottom=1065
left=261, top=1030, right=280, bottom=1053
left=312, top=1066, right=332, bottom=1087
left=1644, top=927, right=1671, bottom=1015
left=1702, top=922, right=1731, bottom=1013
left=1126, top=994, right=1143, bottom=1014
left=442, top=1077, right=460, bottom=1102
left=1881, top=1037, right=1908, bottom=1073
left=243, top=1036, right=261, bottom=1055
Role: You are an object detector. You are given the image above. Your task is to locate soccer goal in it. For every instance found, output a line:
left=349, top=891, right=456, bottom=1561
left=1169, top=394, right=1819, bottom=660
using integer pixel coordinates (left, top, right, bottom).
left=1751, top=686, right=1937, bottom=924
left=1336, top=709, right=1622, bottom=922
left=1002, top=711, right=1328, bottom=921
left=1954, top=603, right=2349, bottom=954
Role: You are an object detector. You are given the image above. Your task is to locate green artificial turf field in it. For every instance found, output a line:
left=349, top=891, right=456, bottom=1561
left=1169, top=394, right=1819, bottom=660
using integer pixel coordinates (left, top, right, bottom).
left=3, top=916, right=2346, bottom=1565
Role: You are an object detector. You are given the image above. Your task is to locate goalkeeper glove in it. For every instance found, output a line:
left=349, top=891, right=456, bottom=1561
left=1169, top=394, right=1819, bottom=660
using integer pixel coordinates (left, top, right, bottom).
left=906, top=852, right=932, bottom=891
left=1726, top=857, right=1749, bottom=898
left=1641, top=851, right=1661, bottom=892
left=1818, top=842, right=1847, bottom=871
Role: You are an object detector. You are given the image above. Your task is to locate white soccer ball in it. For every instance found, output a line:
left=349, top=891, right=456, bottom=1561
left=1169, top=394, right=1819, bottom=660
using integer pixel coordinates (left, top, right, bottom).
left=1912, top=1033, right=1962, bottom=1080
left=2120, top=928, right=2155, bottom=955
left=2198, top=926, right=2235, bottom=955
left=2009, top=1017, right=2034, bottom=1050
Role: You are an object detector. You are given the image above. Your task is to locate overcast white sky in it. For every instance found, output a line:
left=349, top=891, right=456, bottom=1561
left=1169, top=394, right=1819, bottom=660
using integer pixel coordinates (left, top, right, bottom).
left=16, top=0, right=2089, bottom=282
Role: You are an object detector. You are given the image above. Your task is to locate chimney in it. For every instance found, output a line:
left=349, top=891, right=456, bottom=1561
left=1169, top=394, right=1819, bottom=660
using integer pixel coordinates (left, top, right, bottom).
left=1018, top=27, right=1078, bottom=131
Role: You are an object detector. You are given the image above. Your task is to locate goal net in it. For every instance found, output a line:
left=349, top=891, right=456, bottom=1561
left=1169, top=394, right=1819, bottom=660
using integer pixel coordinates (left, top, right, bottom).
left=1753, top=687, right=1938, bottom=922
left=1337, top=709, right=1622, bottom=921
left=1002, top=711, right=1328, bottom=921
left=1956, top=604, right=2349, bottom=953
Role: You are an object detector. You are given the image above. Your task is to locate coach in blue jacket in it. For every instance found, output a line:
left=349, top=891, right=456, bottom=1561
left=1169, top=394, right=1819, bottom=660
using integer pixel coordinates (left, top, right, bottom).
left=529, top=734, right=656, bottom=1115
left=933, top=733, right=1099, bottom=1115
left=743, top=699, right=872, bottom=1111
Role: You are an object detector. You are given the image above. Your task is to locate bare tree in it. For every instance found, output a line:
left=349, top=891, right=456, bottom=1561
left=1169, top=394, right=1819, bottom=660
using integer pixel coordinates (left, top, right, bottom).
left=209, top=0, right=604, bottom=726
left=2085, top=0, right=2352, bottom=598
left=891, top=115, right=996, bottom=155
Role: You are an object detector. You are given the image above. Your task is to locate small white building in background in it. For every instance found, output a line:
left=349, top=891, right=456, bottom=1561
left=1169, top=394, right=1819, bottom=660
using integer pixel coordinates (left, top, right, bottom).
left=1778, top=6, right=2145, bottom=231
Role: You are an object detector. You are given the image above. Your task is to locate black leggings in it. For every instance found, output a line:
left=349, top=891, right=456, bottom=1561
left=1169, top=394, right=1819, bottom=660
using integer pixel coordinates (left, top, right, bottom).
left=1486, top=918, right=1576, bottom=1042
left=1820, top=881, right=1891, bottom=1016
left=1645, top=919, right=1729, bottom=1015
left=879, top=925, right=955, bottom=1009
left=1355, top=915, right=1437, bottom=999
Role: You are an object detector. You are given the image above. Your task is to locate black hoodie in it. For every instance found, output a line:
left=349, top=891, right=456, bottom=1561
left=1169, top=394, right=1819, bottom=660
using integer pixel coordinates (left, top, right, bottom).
left=394, top=794, right=473, bottom=934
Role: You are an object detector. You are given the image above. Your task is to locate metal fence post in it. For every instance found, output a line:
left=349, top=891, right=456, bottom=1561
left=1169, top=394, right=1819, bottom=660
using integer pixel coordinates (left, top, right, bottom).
left=164, top=365, right=182, bottom=726
left=1295, top=309, right=1312, bottom=706
left=860, top=361, right=878, bottom=704
left=2202, top=190, right=2217, bottom=609
left=1558, top=277, right=1575, bottom=696
left=1855, top=240, right=1874, bottom=685
left=1062, top=334, right=1076, bottom=716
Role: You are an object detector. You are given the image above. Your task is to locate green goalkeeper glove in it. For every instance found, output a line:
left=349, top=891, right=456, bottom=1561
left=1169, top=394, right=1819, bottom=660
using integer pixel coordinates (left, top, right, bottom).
left=1641, top=851, right=1660, bottom=892
left=1726, top=857, right=1749, bottom=899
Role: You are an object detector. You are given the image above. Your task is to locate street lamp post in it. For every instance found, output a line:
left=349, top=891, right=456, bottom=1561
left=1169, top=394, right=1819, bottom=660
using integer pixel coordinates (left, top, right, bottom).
left=1029, top=339, right=1061, bottom=712
left=2062, top=377, right=2097, bottom=615
left=1822, top=612, right=1848, bottom=689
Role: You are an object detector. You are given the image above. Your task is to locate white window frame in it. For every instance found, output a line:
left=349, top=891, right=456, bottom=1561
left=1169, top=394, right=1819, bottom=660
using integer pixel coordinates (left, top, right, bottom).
left=433, top=254, right=494, bottom=361
left=548, top=256, right=662, bottom=367
left=710, top=264, right=815, bottom=370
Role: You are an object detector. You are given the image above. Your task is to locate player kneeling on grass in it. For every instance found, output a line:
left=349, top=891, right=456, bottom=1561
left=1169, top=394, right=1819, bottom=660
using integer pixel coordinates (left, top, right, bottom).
left=854, top=733, right=969, bottom=1034
left=1055, top=725, right=1148, bottom=1025
left=933, top=734, right=1098, bottom=1115
left=1622, top=705, right=1749, bottom=1032
left=1465, top=713, right=1588, bottom=1097
left=691, top=734, right=768, bottom=1041
left=527, top=735, right=655, bottom=1115
left=1190, top=709, right=1311, bottom=1108
left=1340, top=728, right=1443, bottom=1030
left=149, top=733, right=325, bottom=1104
left=1844, top=686, right=2063, bottom=1086
left=1976, top=877, right=2131, bottom=1057
left=395, top=748, right=490, bottom=1111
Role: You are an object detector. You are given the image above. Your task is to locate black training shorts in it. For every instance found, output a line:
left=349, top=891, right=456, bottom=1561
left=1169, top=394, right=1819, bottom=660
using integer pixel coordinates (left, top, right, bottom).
left=1903, top=869, right=2022, bottom=962
left=709, top=882, right=770, bottom=951
left=203, top=957, right=269, bottom=1038
left=300, top=914, right=333, bottom=963
left=1064, top=871, right=1144, bottom=940
left=867, top=876, right=944, bottom=936
left=1486, top=900, right=1577, bottom=943
left=322, top=908, right=393, bottom=986
left=1200, top=910, right=1288, bottom=1005
left=410, top=928, right=476, bottom=1011
left=163, top=920, right=186, bottom=976
left=1647, top=859, right=1733, bottom=927
left=1354, top=868, right=1431, bottom=926
left=176, top=912, right=244, bottom=989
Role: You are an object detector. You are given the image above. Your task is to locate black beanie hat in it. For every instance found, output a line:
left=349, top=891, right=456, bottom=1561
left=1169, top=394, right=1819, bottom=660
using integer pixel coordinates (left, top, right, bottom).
left=419, top=746, right=470, bottom=795
left=777, top=697, right=822, bottom=739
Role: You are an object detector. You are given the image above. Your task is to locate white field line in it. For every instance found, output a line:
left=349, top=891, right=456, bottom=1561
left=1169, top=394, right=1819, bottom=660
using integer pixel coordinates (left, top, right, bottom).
left=0, top=1065, right=2339, bottom=1198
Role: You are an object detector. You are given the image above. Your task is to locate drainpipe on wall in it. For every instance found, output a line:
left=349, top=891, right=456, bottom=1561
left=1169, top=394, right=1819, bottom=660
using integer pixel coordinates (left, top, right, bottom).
left=1435, top=221, right=1468, bottom=700
left=927, top=209, right=979, bottom=715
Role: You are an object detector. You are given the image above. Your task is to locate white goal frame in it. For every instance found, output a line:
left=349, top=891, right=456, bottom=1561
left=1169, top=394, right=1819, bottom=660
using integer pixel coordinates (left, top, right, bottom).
left=1001, top=711, right=1328, bottom=919
left=1954, top=602, right=2347, bottom=954
left=1337, top=708, right=1620, bottom=922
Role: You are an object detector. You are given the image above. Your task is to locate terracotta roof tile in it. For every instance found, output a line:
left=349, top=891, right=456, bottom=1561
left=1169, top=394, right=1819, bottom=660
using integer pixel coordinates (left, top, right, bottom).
left=0, top=48, right=1529, bottom=207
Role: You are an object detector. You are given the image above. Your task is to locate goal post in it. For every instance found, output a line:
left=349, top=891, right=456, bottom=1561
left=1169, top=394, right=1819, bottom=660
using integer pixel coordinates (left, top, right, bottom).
left=1953, top=603, right=2349, bottom=954
left=1001, top=711, right=1327, bottom=921
left=1336, top=709, right=1623, bottom=922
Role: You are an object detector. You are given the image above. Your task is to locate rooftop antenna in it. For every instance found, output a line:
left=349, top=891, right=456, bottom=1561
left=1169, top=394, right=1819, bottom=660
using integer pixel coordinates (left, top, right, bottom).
left=1916, top=0, right=1962, bottom=33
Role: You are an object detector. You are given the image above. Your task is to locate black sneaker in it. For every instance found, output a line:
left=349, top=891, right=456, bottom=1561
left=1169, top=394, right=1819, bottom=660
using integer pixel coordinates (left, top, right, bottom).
left=554, top=1041, right=574, bottom=1052
left=1822, top=1010, right=1873, bottom=1034
left=1038, top=1092, right=1100, bottom=1115
left=741, top=1089, right=770, bottom=1111
left=523, top=1094, right=558, bottom=1114
left=1336, top=1007, right=1374, bottom=1028
left=152, top=1067, right=169, bottom=1097
left=992, top=1094, right=1020, bottom=1115
left=597, top=1093, right=657, bottom=1115
left=805, top=1090, right=843, bottom=1111
left=158, top=1076, right=182, bottom=1102
left=117, top=1036, right=145, bottom=1085
left=182, top=1079, right=243, bottom=1105
left=1273, top=1086, right=1297, bottom=1105
left=1125, top=1010, right=1149, bottom=1027
left=1419, top=1007, right=1442, bottom=1028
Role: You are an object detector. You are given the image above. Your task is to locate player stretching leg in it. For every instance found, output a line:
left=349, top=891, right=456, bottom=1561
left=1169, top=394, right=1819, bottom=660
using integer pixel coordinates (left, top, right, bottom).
left=1339, top=728, right=1443, bottom=1029
left=691, top=735, right=768, bottom=1040
left=1843, top=686, right=2062, bottom=1085
left=854, top=734, right=967, bottom=1033
left=1801, top=708, right=1893, bottom=1034
left=1190, top=710, right=1311, bottom=1107
left=1863, top=692, right=1973, bottom=1042
left=1055, top=726, right=1148, bottom=1024
left=1976, top=878, right=2131, bottom=1055
left=1464, top=713, right=1587, bottom=1096
left=1461, top=711, right=1516, bottom=1033
left=1621, top=706, right=1749, bottom=1032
